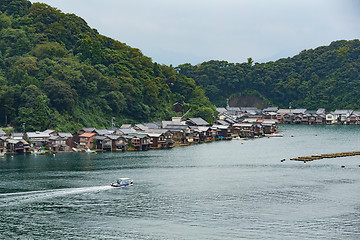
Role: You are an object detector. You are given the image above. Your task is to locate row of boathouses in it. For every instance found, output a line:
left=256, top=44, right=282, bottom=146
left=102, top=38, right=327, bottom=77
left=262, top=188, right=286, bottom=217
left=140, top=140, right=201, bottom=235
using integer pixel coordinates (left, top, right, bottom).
left=218, top=107, right=360, bottom=125
left=0, top=116, right=278, bottom=154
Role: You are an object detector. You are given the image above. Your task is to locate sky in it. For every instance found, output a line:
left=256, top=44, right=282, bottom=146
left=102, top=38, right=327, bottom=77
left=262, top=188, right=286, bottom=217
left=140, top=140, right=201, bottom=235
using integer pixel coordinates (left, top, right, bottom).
left=29, top=0, right=360, bottom=66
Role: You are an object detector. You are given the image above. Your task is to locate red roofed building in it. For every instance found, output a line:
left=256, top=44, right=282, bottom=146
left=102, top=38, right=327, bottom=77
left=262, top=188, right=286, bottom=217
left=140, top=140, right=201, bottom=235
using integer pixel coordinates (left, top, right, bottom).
left=79, top=132, right=96, bottom=149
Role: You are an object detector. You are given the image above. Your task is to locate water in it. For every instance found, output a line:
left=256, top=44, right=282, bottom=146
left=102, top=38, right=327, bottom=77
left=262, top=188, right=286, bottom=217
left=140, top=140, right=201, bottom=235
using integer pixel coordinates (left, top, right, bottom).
left=1, top=125, right=360, bottom=239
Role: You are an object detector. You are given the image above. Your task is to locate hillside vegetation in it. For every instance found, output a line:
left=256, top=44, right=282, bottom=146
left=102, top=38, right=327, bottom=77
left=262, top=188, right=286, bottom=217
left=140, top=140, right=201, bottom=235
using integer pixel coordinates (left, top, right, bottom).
left=177, top=39, right=360, bottom=110
left=0, top=0, right=215, bottom=131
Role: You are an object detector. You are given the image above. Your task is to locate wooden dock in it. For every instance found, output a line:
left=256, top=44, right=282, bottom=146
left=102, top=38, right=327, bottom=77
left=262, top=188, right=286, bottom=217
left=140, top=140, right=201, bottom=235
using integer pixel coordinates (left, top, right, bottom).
left=289, top=151, right=360, bottom=162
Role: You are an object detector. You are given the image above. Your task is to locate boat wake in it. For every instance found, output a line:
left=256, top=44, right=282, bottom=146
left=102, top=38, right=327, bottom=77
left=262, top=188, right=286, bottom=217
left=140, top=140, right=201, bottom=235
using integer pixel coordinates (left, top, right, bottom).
left=0, top=186, right=111, bottom=207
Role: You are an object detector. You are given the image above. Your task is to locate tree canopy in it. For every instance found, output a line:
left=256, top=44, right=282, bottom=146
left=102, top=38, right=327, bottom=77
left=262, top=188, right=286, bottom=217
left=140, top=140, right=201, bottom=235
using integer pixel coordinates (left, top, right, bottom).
left=177, top=39, right=360, bottom=110
left=0, top=1, right=215, bottom=131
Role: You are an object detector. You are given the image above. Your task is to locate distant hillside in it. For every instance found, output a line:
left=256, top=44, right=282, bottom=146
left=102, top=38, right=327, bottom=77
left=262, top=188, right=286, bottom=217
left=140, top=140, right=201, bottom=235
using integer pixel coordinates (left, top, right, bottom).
left=0, top=0, right=215, bottom=131
left=176, top=39, right=360, bottom=110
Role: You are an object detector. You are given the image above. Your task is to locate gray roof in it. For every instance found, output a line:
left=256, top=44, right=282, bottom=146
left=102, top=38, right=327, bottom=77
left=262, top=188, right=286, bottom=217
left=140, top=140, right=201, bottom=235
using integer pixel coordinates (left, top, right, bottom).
left=134, top=124, right=149, bottom=131
left=0, top=129, right=6, bottom=136
left=120, top=124, right=132, bottom=129
left=333, top=110, right=353, bottom=115
left=143, top=122, right=161, bottom=129
left=187, top=117, right=209, bottom=126
left=263, top=107, right=279, bottom=112
left=81, top=128, right=96, bottom=133
left=216, top=107, right=227, bottom=113
left=216, top=120, right=229, bottom=125
left=43, top=129, right=57, bottom=135
left=226, top=107, right=240, bottom=112
left=58, top=132, right=73, bottom=138
left=316, top=108, right=326, bottom=115
left=293, top=109, right=307, bottom=114
left=26, top=131, right=50, bottom=139
left=94, top=129, right=114, bottom=136
left=106, top=134, right=123, bottom=140
left=116, top=128, right=137, bottom=135
left=164, top=125, right=188, bottom=132
left=12, top=132, right=24, bottom=138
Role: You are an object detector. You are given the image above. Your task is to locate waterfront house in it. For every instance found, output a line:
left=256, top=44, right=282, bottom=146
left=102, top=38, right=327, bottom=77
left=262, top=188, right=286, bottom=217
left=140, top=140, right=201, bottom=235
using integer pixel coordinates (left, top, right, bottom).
left=347, top=111, right=360, bottom=125
left=78, top=132, right=96, bottom=149
left=125, top=134, right=151, bottom=151
left=145, top=129, right=174, bottom=148
left=11, top=132, right=24, bottom=140
left=73, top=128, right=95, bottom=146
left=282, top=113, right=294, bottom=124
left=26, top=131, right=51, bottom=147
left=327, top=110, right=354, bottom=124
left=326, top=112, right=337, bottom=124
left=262, top=119, right=278, bottom=134
left=48, top=132, right=73, bottom=151
left=146, top=132, right=167, bottom=149
left=276, top=109, right=294, bottom=123
left=315, top=114, right=326, bottom=125
left=293, top=109, right=307, bottom=116
left=6, top=139, right=29, bottom=153
left=0, top=136, right=7, bottom=153
left=233, top=123, right=254, bottom=138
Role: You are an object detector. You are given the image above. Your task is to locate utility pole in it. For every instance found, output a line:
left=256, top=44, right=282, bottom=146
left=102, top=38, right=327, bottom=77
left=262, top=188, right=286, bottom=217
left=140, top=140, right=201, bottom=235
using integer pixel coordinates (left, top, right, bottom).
left=111, top=117, right=115, bottom=128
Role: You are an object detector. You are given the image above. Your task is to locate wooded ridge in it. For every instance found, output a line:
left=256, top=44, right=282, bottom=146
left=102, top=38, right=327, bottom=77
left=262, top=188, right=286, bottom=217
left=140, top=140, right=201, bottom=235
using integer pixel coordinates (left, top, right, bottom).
left=0, top=0, right=215, bottom=132
left=1, top=0, right=359, bottom=132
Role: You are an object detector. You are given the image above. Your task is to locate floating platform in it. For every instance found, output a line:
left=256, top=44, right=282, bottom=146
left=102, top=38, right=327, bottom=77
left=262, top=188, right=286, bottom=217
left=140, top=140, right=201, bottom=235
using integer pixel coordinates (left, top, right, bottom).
left=289, top=151, right=360, bottom=162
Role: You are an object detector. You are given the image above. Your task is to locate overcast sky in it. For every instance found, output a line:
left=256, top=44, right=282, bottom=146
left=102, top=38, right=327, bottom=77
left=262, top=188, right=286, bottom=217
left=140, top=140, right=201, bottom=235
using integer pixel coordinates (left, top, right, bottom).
left=30, top=0, right=360, bottom=66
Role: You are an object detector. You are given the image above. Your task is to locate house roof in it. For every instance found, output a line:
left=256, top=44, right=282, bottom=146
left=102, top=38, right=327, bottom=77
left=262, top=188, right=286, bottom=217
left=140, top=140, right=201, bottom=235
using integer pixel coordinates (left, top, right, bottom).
left=143, top=122, right=161, bottom=129
left=0, top=129, right=6, bottom=136
left=164, top=124, right=188, bottom=132
left=187, top=117, right=209, bottom=126
left=79, top=132, right=96, bottom=138
left=120, top=124, right=132, bottom=129
left=226, top=107, right=240, bottom=112
left=27, top=132, right=51, bottom=138
left=43, top=129, right=57, bottom=135
left=116, top=128, right=137, bottom=135
left=233, top=123, right=253, bottom=127
left=263, top=107, right=279, bottom=112
left=277, top=109, right=294, bottom=114
left=216, top=120, right=229, bottom=125
left=134, top=124, right=149, bottom=131
left=12, top=132, right=24, bottom=138
left=216, top=107, right=227, bottom=113
left=58, top=132, right=73, bottom=138
left=94, top=129, right=114, bottom=136
left=293, top=109, right=307, bottom=114
left=333, top=110, right=353, bottom=115
left=146, top=133, right=162, bottom=138
left=316, top=108, right=326, bottom=115
left=106, top=134, right=122, bottom=140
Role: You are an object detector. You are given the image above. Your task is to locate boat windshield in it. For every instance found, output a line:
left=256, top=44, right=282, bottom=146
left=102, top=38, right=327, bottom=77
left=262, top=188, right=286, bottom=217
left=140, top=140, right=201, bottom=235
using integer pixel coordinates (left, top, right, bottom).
left=117, top=178, right=131, bottom=184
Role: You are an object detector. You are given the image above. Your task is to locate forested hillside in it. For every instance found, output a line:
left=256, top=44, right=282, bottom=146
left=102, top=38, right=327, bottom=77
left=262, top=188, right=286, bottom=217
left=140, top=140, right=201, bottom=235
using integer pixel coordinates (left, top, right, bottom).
left=0, top=0, right=215, bottom=131
left=177, top=40, right=360, bottom=110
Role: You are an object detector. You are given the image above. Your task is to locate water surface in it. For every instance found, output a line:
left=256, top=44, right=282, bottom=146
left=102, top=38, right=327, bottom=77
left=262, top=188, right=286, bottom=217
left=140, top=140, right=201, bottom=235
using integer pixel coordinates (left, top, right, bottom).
left=1, top=125, right=360, bottom=239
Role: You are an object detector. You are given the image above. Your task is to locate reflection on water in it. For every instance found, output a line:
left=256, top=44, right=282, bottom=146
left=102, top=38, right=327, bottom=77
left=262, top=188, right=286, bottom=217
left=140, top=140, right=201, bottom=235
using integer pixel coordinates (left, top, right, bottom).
left=0, top=125, right=360, bottom=239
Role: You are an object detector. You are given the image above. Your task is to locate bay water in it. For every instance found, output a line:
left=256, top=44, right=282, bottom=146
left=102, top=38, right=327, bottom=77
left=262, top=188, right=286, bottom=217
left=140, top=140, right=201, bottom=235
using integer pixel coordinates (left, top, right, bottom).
left=1, top=125, right=360, bottom=239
